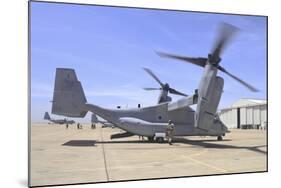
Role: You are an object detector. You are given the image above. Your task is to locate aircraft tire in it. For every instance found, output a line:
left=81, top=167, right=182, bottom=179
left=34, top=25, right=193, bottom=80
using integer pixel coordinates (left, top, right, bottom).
left=156, top=137, right=164, bottom=143
left=147, top=136, right=154, bottom=142
left=217, top=135, right=223, bottom=141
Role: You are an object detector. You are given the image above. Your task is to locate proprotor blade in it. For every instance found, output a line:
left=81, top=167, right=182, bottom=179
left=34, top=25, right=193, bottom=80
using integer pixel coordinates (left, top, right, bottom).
left=210, top=23, right=239, bottom=63
left=156, top=23, right=257, bottom=93
left=156, top=51, right=207, bottom=68
left=143, top=87, right=162, bottom=91
left=143, top=67, right=165, bottom=87
left=218, top=66, right=259, bottom=92
left=168, top=88, right=188, bottom=97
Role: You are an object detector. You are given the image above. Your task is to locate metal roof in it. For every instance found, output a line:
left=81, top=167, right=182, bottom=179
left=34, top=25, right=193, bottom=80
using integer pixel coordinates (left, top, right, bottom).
left=231, top=98, right=266, bottom=108
left=220, top=98, right=267, bottom=111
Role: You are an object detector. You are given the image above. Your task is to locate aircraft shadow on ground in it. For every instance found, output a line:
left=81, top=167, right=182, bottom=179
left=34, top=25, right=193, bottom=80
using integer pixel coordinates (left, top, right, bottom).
left=174, top=138, right=267, bottom=155
left=62, top=139, right=152, bottom=147
left=62, top=140, right=97, bottom=147
left=62, top=138, right=267, bottom=155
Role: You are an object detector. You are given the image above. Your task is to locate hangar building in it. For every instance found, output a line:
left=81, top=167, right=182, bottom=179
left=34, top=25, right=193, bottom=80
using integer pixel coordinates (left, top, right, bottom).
left=219, top=99, right=267, bottom=129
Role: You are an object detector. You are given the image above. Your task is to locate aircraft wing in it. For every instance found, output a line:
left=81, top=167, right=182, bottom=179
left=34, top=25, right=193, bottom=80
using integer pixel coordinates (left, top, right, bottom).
left=168, top=94, right=197, bottom=111
left=102, top=121, right=114, bottom=126
left=119, top=117, right=168, bottom=126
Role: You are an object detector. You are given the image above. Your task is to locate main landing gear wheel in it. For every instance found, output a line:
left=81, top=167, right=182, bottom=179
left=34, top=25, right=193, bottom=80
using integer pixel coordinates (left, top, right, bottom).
left=156, top=137, right=164, bottom=143
left=217, top=136, right=223, bottom=141
left=147, top=137, right=154, bottom=142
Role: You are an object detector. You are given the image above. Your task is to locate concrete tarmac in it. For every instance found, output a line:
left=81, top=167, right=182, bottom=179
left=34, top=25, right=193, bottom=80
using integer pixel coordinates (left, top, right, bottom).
left=30, top=123, right=267, bottom=187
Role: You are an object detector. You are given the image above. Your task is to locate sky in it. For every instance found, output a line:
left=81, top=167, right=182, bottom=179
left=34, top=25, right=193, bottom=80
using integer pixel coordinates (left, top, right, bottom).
left=30, top=2, right=267, bottom=123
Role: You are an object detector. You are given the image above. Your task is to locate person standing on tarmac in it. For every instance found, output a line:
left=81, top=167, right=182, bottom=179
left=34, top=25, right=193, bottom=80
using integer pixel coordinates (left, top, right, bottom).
left=166, top=120, right=175, bottom=145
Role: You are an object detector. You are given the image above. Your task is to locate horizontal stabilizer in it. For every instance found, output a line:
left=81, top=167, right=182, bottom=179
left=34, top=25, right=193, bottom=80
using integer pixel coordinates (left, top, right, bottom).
left=168, top=94, right=197, bottom=111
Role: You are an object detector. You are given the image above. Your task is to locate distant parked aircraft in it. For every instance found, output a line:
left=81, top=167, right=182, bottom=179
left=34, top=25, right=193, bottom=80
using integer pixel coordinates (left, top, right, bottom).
left=44, top=112, right=75, bottom=125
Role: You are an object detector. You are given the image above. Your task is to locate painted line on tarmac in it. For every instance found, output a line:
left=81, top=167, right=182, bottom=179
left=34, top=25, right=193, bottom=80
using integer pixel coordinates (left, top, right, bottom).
left=100, top=127, right=110, bottom=181
left=186, top=151, right=228, bottom=173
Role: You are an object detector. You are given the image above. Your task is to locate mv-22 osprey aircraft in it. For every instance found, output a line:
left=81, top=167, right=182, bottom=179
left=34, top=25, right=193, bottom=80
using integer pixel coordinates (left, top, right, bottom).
left=51, top=23, right=258, bottom=141
left=90, top=67, right=188, bottom=131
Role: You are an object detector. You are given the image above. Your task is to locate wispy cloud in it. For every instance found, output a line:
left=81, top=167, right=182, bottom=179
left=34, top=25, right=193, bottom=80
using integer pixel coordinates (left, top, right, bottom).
left=31, top=82, right=53, bottom=98
left=85, top=85, right=158, bottom=106
left=31, top=81, right=159, bottom=106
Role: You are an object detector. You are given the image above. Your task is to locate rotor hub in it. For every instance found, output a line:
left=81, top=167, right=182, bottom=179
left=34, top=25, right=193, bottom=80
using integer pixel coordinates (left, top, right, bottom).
left=208, top=54, right=221, bottom=65
left=163, top=83, right=170, bottom=91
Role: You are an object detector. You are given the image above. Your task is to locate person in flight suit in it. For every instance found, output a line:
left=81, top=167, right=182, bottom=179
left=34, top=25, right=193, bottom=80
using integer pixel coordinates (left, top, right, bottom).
left=166, top=120, right=175, bottom=145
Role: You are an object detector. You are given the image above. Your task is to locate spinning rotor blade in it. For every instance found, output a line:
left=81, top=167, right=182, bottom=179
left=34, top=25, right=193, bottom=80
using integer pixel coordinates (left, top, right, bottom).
left=168, top=88, right=188, bottom=97
left=218, top=66, right=259, bottom=92
left=156, top=51, right=207, bottom=68
left=143, top=87, right=161, bottom=91
left=210, top=24, right=257, bottom=92
left=156, top=23, right=257, bottom=92
left=211, top=23, right=239, bottom=62
left=143, top=67, right=164, bottom=87
left=143, top=68, right=189, bottom=96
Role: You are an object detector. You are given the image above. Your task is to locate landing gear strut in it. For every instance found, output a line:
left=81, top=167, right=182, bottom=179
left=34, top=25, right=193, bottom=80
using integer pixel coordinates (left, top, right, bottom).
left=147, top=136, right=154, bottom=142
left=217, top=135, right=223, bottom=141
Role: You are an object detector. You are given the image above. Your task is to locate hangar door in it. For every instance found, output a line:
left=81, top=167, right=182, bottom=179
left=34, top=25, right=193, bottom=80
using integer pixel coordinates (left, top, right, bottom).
left=246, top=107, right=253, bottom=125
left=240, top=107, right=247, bottom=126
left=260, top=105, right=267, bottom=126
left=253, top=106, right=261, bottom=125
left=237, top=108, right=240, bottom=128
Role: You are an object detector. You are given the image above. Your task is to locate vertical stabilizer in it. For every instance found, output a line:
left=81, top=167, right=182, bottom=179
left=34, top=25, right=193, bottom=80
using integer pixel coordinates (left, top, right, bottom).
left=43, top=112, right=51, bottom=120
left=51, top=68, right=88, bottom=117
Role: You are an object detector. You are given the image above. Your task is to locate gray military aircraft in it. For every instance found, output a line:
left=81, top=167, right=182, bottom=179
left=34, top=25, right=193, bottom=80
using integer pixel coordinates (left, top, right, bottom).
left=51, top=23, right=258, bottom=141
left=143, top=67, right=188, bottom=104
left=94, top=67, right=188, bottom=131
left=43, top=112, right=75, bottom=125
